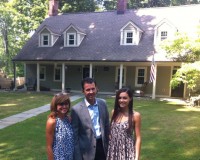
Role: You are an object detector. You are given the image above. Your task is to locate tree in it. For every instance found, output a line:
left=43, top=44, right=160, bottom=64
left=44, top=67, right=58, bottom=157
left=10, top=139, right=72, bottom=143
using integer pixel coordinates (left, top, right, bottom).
left=59, top=0, right=97, bottom=12
left=0, top=0, right=48, bottom=77
left=162, top=26, right=200, bottom=94
left=103, top=0, right=200, bottom=10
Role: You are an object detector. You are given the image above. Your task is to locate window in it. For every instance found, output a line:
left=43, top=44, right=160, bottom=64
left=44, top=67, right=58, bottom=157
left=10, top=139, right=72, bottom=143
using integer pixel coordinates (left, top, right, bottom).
left=126, top=32, right=133, bottom=44
left=161, top=31, right=167, bottom=41
left=40, top=66, right=46, bottom=81
left=67, top=33, right=76, bottom=46
left=135, top=67, right=147, bottom=86
left=41, top=34, right=50, bottom=46
left=123, top=31, right=134, bottom=45
left=54, top=67, right=61, bottom=81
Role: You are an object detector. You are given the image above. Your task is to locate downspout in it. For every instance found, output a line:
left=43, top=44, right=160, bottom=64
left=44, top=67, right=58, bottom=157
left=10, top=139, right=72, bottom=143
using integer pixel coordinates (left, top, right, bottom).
left=152, top=64, right=157, bottom=99
left=62, top=63, right=65, bottom=92
left=119, top=64, right=123, bottom=89
left=36, top=63, right=40, bottom=92
left=89, top=63, right=93, bottom=78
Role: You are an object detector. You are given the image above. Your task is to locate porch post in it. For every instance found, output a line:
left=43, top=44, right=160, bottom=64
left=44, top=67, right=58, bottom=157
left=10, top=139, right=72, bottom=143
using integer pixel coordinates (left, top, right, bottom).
left=13, top=62, right=16, bottom=90
left=62, top=63, right=65, bottom=92
left=24, top=63, right=27, bottom=90
left=119, top=64, right=123, bottom=89
left=36, top=63, right=40, bottom=92
left=89, top=63, right=93, bottom=78
left=152, top=64, right=157, bottom=99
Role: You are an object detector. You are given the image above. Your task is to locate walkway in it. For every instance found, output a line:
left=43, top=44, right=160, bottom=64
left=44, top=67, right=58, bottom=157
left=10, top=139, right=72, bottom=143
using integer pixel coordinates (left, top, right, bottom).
left=0, top=94, right=83, bottom=129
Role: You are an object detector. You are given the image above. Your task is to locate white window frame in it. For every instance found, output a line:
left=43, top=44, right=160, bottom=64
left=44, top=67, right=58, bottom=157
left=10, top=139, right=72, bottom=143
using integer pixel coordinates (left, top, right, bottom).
left=67, top=33, right=76, bottom=46
left=40, top=66, right=46, bottom=81
left=41, top=34, right=50, bottom=47
left=124, top=30, right=134, bottom=45
left=135, top=67, right=147, bottom=87
left=54, top=67, right=61, bottom=81
left=160, top=31, right=168, bottom=41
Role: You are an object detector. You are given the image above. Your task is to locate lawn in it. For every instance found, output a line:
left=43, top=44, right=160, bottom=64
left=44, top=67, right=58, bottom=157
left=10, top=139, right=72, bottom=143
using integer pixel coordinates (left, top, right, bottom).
left=0, top=92, right=200, bottom=160
left=0, top=91, right=53, bottom=119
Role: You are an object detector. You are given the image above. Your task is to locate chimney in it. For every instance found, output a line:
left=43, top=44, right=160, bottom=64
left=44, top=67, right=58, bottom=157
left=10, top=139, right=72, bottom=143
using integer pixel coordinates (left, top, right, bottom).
left=117, top=0, right=127, bottom=14
left=48, top=0, right=58, bottom=16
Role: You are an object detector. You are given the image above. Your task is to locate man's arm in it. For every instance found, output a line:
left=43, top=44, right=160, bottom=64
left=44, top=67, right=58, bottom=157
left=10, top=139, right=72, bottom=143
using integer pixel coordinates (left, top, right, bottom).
left=71, top=107, right=82, bottom=160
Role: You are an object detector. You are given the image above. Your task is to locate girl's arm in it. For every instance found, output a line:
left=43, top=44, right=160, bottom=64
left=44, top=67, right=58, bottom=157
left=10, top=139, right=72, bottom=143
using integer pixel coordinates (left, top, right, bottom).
left=133, top=111, right=141, bottom=160
left=46, top=118, right=56, bottom=160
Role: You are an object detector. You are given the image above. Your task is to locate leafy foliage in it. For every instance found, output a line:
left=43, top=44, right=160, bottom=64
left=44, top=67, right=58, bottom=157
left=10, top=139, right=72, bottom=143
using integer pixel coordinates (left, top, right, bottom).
left=0, top=0, right=48, bottom=77
left=59, top=0, right=96, bottom=12
left=171, top=62, right=200, bottom=91
left=104, top=0, right=200, bottom=10
left=163, top=26, right=200, bottom=93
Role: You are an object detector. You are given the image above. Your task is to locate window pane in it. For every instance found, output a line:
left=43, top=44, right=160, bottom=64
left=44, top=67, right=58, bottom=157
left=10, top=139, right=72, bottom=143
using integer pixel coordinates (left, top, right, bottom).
left=40, top=67, right=45, bottom=80
left=161, top=31, right=167, bottom=41
left=40, top=74, right=44, bottom=79
left=137, top=77, right=144, bottom=84
left=126, top=32, right=133, bottom=44
left=55, top=68, right=61, bottom=80
left=127, top=32, right=133, bottom=37
left=69, top=40, right=74, bottom=45
left=43, top=35, right=49, bottom=45
left=126, top=38, right=132, bottom=43
left=138, top=69, right=145, bottom=76
left=69, top=35, right=74, bottom=39
left=68, top=34, right=75, bottom=45
left=136, top=68, right=145, bottom=85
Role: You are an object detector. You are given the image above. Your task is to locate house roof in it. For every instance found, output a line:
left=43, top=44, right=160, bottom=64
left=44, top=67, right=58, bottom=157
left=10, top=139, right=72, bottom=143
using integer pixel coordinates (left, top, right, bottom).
left=13, top=4, right=200, bottom=62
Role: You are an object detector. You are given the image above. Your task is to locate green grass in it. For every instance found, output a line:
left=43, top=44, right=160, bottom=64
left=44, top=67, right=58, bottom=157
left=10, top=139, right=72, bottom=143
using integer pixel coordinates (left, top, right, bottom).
left=0, top=92, right=53, bottom=119
left=0, top=93, right=200, bottom=160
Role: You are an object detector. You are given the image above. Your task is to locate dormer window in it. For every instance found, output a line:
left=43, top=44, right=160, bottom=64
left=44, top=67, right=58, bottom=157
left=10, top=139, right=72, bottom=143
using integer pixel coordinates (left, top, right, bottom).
left=63, top=24, right=86, bottom=47
left=161, top=31, right=168, bottom=41
left=41, top=33, right=50, bottom=46
left=67, top=33, right=76, bottom=46
left=38, top=26, right=59, bottom=47
left=120, top=21, right=143, bottom=46
left=154, top=19, right=177, bottom=47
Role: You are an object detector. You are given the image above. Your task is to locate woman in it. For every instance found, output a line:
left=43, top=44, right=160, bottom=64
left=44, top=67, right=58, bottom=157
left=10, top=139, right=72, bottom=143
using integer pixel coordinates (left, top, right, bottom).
left=107, top=88, right=141, bottom=160
left=46, top=92, right=74, bottom=160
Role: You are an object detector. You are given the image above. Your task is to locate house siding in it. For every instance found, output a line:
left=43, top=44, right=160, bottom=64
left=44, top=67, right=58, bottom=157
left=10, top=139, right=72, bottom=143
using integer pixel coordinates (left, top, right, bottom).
left=26, top=64, right=37, bottom=80
left=65, top=66, right=83, bottom=90
left=94, top=66, right=116, bottom=92
left=156, top=66, right=171, bottom=96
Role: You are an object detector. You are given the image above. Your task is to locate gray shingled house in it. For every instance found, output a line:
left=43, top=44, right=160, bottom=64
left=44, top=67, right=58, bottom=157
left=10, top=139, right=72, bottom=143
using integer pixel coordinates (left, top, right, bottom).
left=13, top=0, right=200, bottom=98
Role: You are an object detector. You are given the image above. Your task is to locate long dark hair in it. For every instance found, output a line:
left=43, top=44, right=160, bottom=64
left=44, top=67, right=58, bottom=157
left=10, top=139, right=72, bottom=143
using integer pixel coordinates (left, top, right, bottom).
left=111, top=88, right=134, bottom=135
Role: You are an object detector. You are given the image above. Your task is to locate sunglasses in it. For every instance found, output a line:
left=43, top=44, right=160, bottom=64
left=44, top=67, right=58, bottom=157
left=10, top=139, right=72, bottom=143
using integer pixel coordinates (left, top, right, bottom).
left=58, top=102, right=69, bottom=107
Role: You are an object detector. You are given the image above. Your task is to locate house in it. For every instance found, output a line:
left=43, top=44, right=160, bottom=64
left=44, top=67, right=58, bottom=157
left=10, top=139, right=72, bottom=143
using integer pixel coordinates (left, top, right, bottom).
left=13, top=0, right=200, bottom=98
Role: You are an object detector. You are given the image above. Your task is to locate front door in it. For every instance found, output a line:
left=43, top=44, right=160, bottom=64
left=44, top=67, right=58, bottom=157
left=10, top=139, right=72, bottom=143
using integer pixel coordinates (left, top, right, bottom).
left=83, top=67, right=89, bottom=79
left=171, top=69, right=184, bottom=97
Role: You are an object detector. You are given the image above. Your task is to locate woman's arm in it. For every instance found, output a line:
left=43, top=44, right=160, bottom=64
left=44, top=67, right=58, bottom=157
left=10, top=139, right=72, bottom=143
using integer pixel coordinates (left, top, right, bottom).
left=46, top=117, right=55, bottom=160
left=133, top=111, right=141, bottom=160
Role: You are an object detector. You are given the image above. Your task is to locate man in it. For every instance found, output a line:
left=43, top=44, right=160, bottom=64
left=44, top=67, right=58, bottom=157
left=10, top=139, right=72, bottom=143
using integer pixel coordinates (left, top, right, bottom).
left=71, top=77, right=109, bottom=160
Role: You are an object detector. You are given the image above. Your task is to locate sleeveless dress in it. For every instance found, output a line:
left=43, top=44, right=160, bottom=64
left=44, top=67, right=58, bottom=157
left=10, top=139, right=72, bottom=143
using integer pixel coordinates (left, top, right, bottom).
left=107, top=121, right=135, bottom=160
left=53, top=117, right=74, bottom=160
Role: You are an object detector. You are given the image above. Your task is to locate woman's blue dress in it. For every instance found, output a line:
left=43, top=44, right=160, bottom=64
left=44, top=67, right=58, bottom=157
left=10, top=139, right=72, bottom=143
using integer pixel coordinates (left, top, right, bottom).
left=53, top=117, right=74, bottom=160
